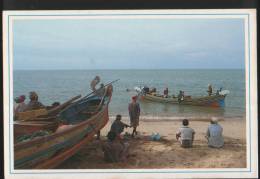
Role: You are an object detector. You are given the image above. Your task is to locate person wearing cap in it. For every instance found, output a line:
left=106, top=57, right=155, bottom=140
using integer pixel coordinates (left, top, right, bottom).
left=207, top=84, right=213, bottom=96
left=90, top=76, right=101, bottom=92
left=205, top=117, right=224, bottom=148
left=128, top=96, right=140, bottom=137
left=102, top=131, right=129, bottom=163
left=110, top=114, right=130, bottom=138
left=25, top=91, right=45, bottom=111
left=14, top=95, right=27, bottom=117
left=176, top=119, right=195, bottom=148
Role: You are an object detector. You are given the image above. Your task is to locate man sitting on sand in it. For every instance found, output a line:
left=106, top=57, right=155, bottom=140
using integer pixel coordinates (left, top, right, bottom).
left=102, top=131, right=129, bottom=163
left=176, top=119, right=195, bottom=148
left=205, top=117, right=224, bottom=148
left=110, top=114, right=130, bottom=138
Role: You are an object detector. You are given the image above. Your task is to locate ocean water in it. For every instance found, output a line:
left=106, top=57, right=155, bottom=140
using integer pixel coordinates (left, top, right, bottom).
left=13, top=69, right=245, bottom=119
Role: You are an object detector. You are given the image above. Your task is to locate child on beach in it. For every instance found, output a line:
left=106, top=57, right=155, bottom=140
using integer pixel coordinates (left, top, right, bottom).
left=176, top=119, right=195, bottom=148
left=205, top=117, right=224, bottom=148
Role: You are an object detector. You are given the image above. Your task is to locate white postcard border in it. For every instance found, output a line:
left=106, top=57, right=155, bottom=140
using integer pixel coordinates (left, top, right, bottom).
left=3, top=9, right=258, bottom=179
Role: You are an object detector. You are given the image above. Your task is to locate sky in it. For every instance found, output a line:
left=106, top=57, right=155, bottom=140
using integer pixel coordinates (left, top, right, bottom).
left=13, top=18, right=245, bottom=70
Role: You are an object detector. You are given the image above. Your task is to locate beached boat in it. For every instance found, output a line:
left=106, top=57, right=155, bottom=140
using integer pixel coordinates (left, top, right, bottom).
left=14, top=95, right=82, bottom=140
left=16, top=95, right=82, bottom=121
left=14, top=119, right=59, bottom=139
left=136, top=87, right=228, bottom=107
left=14, top=85, right=113, bottom=169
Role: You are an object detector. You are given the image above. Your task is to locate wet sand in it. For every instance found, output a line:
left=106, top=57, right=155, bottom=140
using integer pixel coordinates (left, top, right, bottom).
left=57, top=118, right=246, bottom=169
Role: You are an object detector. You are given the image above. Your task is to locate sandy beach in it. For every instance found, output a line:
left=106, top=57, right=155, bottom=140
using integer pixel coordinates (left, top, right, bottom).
left=57, top=117, right=246, bottom=169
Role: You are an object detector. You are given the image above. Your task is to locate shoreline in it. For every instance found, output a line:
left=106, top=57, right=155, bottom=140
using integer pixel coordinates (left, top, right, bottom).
left=109, top=115, right=245, bottom=122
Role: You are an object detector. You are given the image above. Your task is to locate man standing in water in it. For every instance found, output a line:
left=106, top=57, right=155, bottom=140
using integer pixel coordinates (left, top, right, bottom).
left=128, top=96, right=141, bottom=137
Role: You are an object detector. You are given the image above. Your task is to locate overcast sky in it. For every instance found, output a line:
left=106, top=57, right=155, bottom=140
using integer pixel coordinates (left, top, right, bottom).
left=13, top=18, right=245, bottom=70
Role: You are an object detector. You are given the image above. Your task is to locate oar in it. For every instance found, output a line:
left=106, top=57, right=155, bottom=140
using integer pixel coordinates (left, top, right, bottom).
left=81, top=79, right=120, bottom=100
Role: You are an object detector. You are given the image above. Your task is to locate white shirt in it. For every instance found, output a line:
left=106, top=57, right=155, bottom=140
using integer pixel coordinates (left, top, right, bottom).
left=177, top=126, right=195, bottom=141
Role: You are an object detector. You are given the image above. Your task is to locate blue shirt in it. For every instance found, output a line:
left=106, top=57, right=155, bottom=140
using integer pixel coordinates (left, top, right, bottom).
left=206, top=124, right=224, bottom=148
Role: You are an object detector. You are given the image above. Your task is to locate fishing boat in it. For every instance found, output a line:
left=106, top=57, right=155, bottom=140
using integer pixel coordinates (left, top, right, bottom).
left=135, top=87, right=229, bottom=107
left=14, top=85, right=113, bottom=169
left=15, top=95, right=82, bottom=121
left=14, top=95, right=82, bottom=138
left=14, top=119, right=59, bottom=139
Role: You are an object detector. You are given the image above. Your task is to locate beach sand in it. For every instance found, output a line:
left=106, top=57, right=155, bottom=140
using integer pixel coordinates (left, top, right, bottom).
left=57, top=118, right=246, bottom=169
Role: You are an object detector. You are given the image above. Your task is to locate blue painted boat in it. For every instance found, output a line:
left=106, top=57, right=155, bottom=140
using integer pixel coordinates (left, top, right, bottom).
left=14, top=85, right=113, bottom=169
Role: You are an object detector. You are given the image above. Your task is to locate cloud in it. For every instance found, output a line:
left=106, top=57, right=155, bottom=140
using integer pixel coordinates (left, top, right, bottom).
left=13, top=18, right=245, bottom=70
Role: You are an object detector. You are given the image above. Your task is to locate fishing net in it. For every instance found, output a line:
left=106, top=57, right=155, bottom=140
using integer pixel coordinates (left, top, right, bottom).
left=16, top=130, right=51, bottom=143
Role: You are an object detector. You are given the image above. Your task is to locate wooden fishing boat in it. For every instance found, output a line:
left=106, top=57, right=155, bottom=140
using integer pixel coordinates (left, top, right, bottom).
left=14, top=85, right=113, bottom=169
left=16, top=95, right=82, bottom=121
left=14, top=95, right=82, bottom=139
left=139, top=93, right=226, bottom=107
left=13, top=119, right=59, bottom=139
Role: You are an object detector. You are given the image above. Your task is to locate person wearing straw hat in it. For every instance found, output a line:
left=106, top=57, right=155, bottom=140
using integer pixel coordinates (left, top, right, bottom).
left=128, top=96, right=140, bottom=137
left=205, top=117, right=224, bottom=148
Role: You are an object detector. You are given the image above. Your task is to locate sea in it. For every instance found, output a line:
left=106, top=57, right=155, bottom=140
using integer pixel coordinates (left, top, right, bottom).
left=13, top=69, right=245, bottom=120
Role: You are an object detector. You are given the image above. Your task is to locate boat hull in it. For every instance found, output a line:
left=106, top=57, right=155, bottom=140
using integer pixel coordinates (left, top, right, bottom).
left=14, top=93, right=111, bottom=169
left=14, top=120, right=59, bottom=139
left=140, top=93, right=226, bottom=107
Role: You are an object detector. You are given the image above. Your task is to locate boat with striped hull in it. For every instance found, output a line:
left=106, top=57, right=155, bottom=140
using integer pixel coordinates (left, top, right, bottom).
left=139, top=93, right=226, bottom=107
left=14, top=85, right=112, bottom=169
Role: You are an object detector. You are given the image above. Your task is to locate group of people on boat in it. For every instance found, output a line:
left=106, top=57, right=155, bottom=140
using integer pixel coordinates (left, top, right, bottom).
left=143, top=84, right=221, bottom=100
left=13, top=91, right=47, bottom=118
